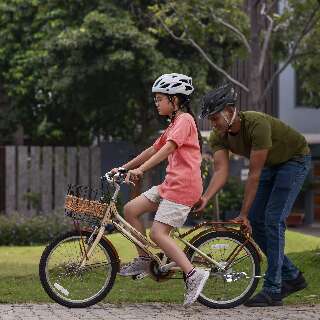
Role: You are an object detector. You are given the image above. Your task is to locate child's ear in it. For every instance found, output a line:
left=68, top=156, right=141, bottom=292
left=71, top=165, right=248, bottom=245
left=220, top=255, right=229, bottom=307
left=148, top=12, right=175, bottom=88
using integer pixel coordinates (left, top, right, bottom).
left=173, top=95, right=179, bottom=107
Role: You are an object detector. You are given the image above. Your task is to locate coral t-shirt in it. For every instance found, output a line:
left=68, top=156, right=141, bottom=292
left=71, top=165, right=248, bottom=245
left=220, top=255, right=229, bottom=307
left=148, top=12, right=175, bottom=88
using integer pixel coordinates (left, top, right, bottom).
left=153, top=113, right=203, bottom=207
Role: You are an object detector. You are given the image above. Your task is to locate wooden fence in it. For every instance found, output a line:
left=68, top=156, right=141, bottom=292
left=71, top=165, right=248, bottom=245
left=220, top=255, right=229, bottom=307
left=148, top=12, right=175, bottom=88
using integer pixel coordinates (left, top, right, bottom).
left=0, top=146, right=101, bottom=215
left=1, top=145, right=319, bottom=224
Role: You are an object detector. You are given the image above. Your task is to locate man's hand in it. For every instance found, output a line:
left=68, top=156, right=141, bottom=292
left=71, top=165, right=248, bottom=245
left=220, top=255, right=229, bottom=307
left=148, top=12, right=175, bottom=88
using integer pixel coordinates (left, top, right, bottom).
left=232, top=214, right=252, bottom=234
left=194, top=149, right=229, bottom=214
left=193, top=196, right=209, bottom=213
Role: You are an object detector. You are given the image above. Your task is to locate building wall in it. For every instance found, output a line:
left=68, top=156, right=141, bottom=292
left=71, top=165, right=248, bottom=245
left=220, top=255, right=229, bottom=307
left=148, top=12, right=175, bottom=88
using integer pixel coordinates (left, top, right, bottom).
left=278, top=65, right=320, bottom=134
left=278, top=63, right=320, bottom=225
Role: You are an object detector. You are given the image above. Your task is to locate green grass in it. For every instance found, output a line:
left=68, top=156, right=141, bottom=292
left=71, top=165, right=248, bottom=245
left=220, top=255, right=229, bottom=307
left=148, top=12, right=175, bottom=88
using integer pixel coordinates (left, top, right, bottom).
left=0, top=230, right=319, bottom=305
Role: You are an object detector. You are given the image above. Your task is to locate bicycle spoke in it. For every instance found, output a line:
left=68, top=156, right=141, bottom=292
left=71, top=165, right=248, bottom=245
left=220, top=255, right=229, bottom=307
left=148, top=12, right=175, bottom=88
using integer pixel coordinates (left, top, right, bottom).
left=45, top=236, right=113, bottom=303
left=228, top=254, right=251, bottom=268
left=189, top=235, right=258, bottom=306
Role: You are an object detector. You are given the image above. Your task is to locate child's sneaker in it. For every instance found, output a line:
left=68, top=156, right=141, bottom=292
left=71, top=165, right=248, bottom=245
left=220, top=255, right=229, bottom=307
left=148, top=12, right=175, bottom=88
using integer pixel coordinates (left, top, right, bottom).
left=118, top=256, right=151, bottom=276
left=183, top=268, right=210, bottom=307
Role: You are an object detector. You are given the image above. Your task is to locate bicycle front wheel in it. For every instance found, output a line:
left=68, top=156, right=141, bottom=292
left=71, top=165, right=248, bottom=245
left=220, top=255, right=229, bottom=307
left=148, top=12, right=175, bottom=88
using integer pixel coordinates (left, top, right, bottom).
left=39, top=230, right=119, bottom=308
left=186, top=230, right=261, bottom=309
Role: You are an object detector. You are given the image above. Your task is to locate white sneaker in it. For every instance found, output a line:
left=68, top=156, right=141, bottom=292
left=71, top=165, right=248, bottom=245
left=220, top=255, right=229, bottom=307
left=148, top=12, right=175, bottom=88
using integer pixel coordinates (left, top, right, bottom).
left=118, top=256, right=151, bottom=276
left=183, top=268, right=210, bottom=307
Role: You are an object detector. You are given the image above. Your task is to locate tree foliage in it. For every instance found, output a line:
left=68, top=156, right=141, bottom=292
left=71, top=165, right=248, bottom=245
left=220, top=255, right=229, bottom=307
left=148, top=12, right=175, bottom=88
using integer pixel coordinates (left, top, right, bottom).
left=152, top=0, right=320, bottom=109
left=0, top=0, right=215, bottom=145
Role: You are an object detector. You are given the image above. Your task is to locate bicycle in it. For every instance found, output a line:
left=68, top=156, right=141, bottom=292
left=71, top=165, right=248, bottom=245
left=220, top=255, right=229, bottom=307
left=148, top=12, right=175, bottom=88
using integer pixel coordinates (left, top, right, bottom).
left=39, top=168, right=263, bottom=309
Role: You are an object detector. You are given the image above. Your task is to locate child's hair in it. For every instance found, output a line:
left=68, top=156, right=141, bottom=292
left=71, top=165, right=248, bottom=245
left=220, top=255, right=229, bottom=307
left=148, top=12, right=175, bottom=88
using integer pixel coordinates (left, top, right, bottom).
left=168, top=93, right=203, bottom=153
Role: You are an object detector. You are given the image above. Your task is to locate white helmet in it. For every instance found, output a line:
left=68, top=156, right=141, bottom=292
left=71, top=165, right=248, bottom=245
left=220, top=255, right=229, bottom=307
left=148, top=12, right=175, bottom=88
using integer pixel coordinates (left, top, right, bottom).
left=152, top=73, right=194, bottom=96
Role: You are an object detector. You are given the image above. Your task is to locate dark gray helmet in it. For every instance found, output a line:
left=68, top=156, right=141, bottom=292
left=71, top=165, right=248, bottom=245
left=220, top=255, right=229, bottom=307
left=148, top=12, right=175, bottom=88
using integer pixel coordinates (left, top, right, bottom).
left=199, top=84, right=237, bottom=119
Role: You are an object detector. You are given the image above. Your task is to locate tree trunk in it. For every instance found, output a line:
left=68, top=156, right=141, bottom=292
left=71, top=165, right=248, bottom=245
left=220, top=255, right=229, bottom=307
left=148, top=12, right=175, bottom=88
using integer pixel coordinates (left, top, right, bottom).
left=248, top=0, right=263, bottom=111
left=14, top=125, right=24, bottom=145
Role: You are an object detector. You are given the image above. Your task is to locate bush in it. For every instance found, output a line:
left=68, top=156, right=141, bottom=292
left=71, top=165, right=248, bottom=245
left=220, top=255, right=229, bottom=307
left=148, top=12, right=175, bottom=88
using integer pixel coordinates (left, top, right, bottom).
left=218, top=176, right=244, bottom=212
left=0, top=211, right=73, bottom=245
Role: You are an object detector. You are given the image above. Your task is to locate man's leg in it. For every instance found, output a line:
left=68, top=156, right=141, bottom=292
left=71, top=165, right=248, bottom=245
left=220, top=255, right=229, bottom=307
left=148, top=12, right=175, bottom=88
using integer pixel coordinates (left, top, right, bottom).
left=245, top=156, right=311, bottom=307
left=248, top=167, right=274, bottom=254
left=263, top=157, right=311, bottom=295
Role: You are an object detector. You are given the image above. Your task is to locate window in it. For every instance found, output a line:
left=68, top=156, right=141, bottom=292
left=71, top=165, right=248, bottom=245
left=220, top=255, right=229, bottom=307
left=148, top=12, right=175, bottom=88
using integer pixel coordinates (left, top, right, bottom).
left=295, top=71, right=318, bottom=108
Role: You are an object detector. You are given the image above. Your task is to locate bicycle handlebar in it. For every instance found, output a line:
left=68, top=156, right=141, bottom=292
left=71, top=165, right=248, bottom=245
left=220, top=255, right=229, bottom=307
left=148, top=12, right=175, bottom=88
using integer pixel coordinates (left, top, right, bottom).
left=101, top=168, right=132, bottom=186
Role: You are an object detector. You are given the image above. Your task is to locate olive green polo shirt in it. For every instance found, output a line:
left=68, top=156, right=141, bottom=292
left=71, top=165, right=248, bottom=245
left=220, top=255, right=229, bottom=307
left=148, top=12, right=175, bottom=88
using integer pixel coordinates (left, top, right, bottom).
left=209, top=111, right=310, bottom=167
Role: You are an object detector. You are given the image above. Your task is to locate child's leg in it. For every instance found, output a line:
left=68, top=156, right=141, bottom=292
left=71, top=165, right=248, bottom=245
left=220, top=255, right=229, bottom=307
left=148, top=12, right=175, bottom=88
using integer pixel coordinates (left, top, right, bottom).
left=124, top=194, right=158, bottom=256
left=150, top=221, right=193, bottom=274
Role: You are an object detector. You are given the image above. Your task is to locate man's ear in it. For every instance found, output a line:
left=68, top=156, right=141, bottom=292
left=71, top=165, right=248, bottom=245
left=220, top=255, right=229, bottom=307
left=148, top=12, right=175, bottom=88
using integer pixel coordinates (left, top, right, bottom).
left=226, top=105, right=235, bottom=115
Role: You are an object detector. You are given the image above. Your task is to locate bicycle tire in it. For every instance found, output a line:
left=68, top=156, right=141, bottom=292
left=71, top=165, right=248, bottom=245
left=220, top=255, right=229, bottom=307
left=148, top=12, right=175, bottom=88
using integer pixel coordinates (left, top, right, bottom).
left=185, top=230, right=261, bottom=309
left=39, top=230, right=119, bottom=308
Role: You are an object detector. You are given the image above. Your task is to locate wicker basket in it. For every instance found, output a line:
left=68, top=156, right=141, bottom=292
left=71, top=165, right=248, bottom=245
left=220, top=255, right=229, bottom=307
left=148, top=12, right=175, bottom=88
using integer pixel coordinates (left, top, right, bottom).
left=64, top=184, right=110, bottom=223
left=65, top=195, right=107, bottom=220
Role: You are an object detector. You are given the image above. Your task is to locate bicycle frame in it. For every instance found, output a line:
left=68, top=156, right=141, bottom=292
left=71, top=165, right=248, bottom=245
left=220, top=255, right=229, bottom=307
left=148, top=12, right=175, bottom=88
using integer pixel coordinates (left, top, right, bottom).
left=78, top=184, right=260, bottom=273
left=41, top=175, right=264, bottom=309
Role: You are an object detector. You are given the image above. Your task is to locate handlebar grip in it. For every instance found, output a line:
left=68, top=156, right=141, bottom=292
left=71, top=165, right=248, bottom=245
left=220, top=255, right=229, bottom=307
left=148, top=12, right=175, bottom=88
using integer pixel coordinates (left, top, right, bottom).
left=118, top=167, right=128, bottom=174
left=101, top=168, right=129, bottom=185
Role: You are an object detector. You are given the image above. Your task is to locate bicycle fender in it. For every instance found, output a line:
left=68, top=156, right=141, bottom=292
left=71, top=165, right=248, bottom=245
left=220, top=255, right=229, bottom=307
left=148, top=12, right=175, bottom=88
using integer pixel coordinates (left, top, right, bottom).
left=102, top=235, right=121, bottom=270
left=184, top=229, right=262, bottom=262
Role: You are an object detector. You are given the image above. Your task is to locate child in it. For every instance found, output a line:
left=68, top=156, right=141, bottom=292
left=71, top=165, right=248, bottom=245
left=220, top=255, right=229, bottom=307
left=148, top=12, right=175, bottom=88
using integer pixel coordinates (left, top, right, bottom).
left=111, top=73, right=209, bottom=306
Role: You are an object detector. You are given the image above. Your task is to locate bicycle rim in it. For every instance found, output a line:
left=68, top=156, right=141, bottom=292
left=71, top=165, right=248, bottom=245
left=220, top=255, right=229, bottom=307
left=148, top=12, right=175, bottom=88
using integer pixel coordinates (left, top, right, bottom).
left=45, top=235, right=113, bottom=304
left=190, top=235, right=258, bottom=305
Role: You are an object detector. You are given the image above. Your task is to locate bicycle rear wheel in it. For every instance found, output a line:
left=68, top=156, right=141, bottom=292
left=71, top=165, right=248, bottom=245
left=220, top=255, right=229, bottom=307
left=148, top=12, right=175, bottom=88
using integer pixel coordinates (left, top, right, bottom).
left=39, top=230, right=119, bottom=308
left=186, top=230, right=261, bottom=309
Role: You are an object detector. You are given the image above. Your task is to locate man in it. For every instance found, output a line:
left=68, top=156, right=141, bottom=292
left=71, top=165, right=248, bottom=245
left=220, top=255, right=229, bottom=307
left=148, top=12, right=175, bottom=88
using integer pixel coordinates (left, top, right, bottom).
left=196, top=84, right=311, bottom=307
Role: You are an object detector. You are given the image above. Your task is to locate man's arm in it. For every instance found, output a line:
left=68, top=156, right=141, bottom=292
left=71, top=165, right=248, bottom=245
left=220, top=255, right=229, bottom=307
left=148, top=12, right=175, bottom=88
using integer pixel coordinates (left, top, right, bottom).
left=239, top=149, right=269, bottom=218
left=195, top=149, right=229, bottom=211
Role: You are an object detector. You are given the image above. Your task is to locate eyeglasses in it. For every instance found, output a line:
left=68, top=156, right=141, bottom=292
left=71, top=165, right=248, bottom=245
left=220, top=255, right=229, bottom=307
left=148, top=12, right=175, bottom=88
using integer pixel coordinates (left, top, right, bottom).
left=153, top=96, right=168, bottom=104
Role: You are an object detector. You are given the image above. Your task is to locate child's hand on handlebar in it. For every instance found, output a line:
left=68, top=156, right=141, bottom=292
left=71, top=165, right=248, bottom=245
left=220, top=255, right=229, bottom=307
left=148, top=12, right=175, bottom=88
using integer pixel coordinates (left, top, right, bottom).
left=109, top=167, right=119, bottom=175
left=104, top=167, right=128, bottom=183
left=125, top=168, right=143, bottom=185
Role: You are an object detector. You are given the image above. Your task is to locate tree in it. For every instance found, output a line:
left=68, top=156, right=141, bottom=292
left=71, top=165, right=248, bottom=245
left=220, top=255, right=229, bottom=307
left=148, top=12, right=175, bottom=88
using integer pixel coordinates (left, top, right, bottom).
left=288, top=1, right=320, bottom=108
left=0, top=0, right=220, bottom=145
left=152, top=0, right=320, bottom=111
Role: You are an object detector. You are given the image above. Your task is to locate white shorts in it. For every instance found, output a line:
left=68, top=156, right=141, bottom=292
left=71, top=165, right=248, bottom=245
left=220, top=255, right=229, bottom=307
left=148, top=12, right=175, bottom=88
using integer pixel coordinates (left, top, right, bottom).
left=142, top=186, right=191, bottom=228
